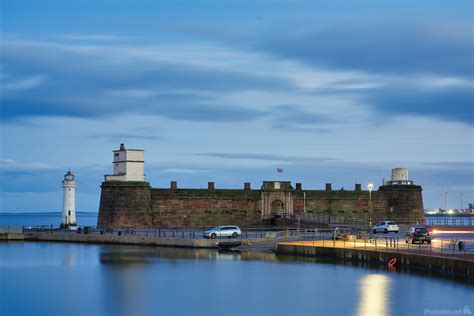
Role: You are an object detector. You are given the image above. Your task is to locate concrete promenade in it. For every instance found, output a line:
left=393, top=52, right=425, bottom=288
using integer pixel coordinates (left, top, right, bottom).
left=1, top=230, right=294, bottom=249
left=27, top=232, right=223, bottom=248
left=277, top=240, right=474, bottom=280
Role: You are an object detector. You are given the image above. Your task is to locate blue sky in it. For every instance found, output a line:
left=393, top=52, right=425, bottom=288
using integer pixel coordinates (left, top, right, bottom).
left=0, top=0, right=473, bottom=212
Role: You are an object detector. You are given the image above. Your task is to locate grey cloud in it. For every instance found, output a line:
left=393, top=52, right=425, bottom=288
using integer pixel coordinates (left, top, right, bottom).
left=86, top=133, right=161, bottom=142
left=422, top=161, right=474, bottom=169
left=0, top=40, right=293, bottom=121
left=364, top=85, right=473, bottom=125
left=0, top=165, right=107, bottom=195
left=268, top=105, right=338, bottom=132
left=197, top=152, right=339, bottom=164
left=261, top=21, right=473, bottom=77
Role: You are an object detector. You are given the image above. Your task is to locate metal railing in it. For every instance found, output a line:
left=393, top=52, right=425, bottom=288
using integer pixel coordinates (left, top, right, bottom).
left=19, top=225, right=335, bottom=240
left=303, top=235, right=474, bottom=261
left=283, top=214, right=474, bottom=226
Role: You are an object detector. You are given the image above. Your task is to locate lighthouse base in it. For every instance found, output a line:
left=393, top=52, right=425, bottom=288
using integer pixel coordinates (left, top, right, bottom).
left=60, top=223, right=78, bottom=230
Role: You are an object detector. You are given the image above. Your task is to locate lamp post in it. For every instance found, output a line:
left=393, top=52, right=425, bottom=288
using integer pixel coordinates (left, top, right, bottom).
left=367, top=183, right=374, bottom=233
left=367, top=183, right=374, bottom=213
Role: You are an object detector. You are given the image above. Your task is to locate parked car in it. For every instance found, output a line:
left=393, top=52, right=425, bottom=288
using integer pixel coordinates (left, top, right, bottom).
left=405, top=226, right=431, bottom=244
left=372, top=221, right=399, bottom=234
left=203, top=226, right=241, bottom=239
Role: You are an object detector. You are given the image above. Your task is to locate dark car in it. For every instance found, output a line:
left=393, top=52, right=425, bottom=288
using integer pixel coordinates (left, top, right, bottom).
left=405, top=226, right=431, bottom=244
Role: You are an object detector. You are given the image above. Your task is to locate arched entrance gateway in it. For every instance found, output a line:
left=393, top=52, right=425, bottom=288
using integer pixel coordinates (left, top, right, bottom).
left=271, top=200, right=285, bottom=217
left=261, top=181, right=294, bottom=219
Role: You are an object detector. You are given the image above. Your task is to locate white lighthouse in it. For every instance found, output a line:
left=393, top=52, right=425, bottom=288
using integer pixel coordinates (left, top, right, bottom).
left=60, top=170, right=78, bottom=230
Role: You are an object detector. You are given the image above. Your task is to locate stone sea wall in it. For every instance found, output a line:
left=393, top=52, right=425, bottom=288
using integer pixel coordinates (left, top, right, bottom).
left=97, top=181, right=424, bottom=228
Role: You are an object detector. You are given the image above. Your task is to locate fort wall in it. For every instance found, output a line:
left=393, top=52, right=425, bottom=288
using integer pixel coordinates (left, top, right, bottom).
left=97, top=181, right=424, bottom=229
left=150, top=188, right=262, bottom=228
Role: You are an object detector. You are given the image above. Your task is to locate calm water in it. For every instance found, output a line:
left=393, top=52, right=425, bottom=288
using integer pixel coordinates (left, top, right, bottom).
left=0, top=212, right=98, bottom=227
left=0, top=242, right=472, bottom=316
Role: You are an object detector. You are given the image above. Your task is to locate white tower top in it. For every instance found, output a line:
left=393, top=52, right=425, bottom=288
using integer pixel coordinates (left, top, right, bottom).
left=105, top=143, right=145, bottom=182
left=386, top=167, right=413, bottom=185
left=61, top=170, right=78, bottom=230
left=391, top=168, right=408, bottom=181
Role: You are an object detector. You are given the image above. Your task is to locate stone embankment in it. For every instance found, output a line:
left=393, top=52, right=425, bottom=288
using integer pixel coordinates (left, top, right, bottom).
left=14, top=232, right=286, bottom=249
left=0, top=233, right=25, bottom=240
left=277, top=241, right=474, bottom=280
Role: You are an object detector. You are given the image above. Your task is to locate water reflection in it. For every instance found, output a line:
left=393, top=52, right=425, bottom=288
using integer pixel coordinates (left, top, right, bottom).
left=357, top=274, right=391, bottom=316
left=98, top=246, right=282, bottom=265
left=1, top=242, right=472, bottom=316
left=61, top=244, right=75, bottom=266
left=98, top=247, right=245, bottom=264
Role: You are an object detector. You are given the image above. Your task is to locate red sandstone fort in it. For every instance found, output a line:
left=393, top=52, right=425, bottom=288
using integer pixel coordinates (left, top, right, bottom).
left=97, top=144, right=424, bottom=228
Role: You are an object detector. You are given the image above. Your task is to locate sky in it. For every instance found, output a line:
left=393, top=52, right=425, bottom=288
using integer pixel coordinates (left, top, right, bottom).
left=0, top=0, right=473, bottom=212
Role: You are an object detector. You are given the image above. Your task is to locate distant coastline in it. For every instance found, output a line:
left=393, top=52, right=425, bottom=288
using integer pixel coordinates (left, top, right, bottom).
left=425, top=213, right=474, bottom=217
left=0, top=212, right=98, bottom=227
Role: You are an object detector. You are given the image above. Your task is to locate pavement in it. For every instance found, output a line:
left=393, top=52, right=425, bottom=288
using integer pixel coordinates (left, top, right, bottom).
left=285, top=239, right=474, bottom=261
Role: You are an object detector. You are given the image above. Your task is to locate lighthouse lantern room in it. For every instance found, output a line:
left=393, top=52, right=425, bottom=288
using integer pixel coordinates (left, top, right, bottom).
left=60, top=170, right=78, bottom=230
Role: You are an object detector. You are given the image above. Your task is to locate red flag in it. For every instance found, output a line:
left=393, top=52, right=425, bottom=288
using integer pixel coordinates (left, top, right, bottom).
left=277, top=168, right=284, bottom=173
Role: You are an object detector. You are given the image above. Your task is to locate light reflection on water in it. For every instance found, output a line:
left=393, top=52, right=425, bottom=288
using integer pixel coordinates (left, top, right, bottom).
left=0, top=242, right=472, bottom=316
left=357, top=274, right=391, bottom=316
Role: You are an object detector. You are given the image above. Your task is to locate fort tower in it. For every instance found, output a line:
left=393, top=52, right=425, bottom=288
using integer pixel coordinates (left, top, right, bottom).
left=105, top=143, right=145, bottom=182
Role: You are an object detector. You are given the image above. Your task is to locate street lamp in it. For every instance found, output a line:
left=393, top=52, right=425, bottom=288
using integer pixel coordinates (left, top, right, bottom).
left=367, top=183, right=374, bottom=213
left=367, top=183, right=374, bottom=233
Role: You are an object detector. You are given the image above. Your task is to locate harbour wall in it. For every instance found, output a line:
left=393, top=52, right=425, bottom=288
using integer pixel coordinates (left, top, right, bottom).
left=0, top=233, right=25, bottom=240
left=21, top=232, right=273, bottom=249
left=276, top=243, right=474, bottom=280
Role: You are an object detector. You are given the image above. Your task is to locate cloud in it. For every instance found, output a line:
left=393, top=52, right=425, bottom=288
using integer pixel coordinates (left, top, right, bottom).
left=161, top=168, right=211, bottom=174
left=163, top=19, right=474, bottom=126
left=268, top=105, right=339, bottom=132
left=86, top=133, right=161, bottom=142
left=364, top=84, right=474, bottom=125
left=0, top=163, right=108, bottom=194
left=0, top=75, right=47, bottom=91
left=55, top=34, right=129, bottom=41
left=422, top=161, right=474, bottom=169
left=0, top=39, right=293, bottom=122
left=0, top=158, right=54, bottom=171
left=197, top=152, right=339, bottom=164
left=260, top=20, right=473, bottom=78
